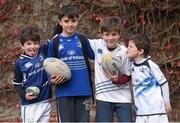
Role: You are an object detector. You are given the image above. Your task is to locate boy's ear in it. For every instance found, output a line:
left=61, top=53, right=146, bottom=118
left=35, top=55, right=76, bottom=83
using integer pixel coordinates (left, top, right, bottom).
left=58, top=20, right=61, bottom=26
left=139, top=49, right=144, bottom=55
left=21, top=45, right=25, bottom=50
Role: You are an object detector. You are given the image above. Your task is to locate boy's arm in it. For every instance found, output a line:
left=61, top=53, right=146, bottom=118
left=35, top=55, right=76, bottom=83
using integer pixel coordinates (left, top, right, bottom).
left=161, top=82, right=172, bottom=113
left=14, top=85, right=26, bottom=99
left=113, top=74, right=131, bottom=84
left=86, top=38, right=95, bottom=60
left=105, top=71, right=131, bottom=85
left=12, top=62, right=26, bottom=99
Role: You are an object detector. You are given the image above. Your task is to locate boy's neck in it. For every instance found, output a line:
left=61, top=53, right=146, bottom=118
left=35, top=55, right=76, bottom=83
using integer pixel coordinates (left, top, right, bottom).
left=61, top=32, right=75, bottom=37
left=107, top=46, right=117, bottom=51
left=134, top=56, right=146, bottom=63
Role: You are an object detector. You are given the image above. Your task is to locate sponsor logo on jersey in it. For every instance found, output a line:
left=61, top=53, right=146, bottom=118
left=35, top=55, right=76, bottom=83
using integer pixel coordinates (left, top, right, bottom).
left=25, top=62, right=33, bottom=69
left=97, top=48, right=103, bottom=54
left=68, top=50, right=75, bottom=55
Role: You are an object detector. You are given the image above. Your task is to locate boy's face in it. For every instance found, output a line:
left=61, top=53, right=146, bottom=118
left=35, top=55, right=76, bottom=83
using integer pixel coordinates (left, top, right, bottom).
left=101, top=30, right=120, bottom=49
left=21, top=40, right=40, bottom=57
left=59, top=16, right=78, bottom=36
left=127, top=40, right=142, bottom=59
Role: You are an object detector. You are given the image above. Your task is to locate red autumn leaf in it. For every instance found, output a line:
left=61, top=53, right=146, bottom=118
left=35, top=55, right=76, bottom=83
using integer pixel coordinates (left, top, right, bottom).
left=12, top=25, right=21, bottom=37
left=0, top=0, right=7, bottom=6
left=165, top=42, right=173, bottom=49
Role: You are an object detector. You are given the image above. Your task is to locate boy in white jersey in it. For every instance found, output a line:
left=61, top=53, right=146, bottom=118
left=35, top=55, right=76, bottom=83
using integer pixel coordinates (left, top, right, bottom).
left=89, top=16, right=133, bottom=122
left=127, top=34, right=172, bottom=123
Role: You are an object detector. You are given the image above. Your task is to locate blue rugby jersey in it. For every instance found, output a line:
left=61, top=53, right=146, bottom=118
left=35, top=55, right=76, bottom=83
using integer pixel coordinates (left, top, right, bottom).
left=12, top=49, right=52, bottom=105
left=47, top=33, right=94, bottom=97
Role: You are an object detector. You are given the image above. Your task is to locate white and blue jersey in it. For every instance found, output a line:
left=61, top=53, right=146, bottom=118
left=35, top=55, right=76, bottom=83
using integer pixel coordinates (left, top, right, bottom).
left=89, top=39, right=132, bottom=103
left=47, top=33, right=94, bottom=97
left=130, top=58, right=167, bottom=116
left=12, top=49, right=52, bottom=105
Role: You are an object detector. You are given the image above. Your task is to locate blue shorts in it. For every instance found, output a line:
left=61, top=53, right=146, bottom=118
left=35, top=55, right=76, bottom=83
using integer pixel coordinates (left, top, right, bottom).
left=96, top=99, right=133, bottom=122
left=56, top=96, right=90, bottom=122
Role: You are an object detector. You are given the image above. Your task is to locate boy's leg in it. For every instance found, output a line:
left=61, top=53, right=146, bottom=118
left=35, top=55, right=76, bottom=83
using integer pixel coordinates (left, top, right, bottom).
left=21, top=101, right=51, bottom=123
left=115, top=103, right=133, bottom=122
left=75, top=96, right=91, bottom=122
left=57, top=97, right=75, bottom=122
left=38, top=102, right=52, bottom=122
left=95, top=100, right=114, bottom=122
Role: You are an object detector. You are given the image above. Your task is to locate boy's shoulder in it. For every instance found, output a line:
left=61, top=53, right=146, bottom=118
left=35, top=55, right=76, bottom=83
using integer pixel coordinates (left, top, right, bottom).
left=116, top=43, right=128, bottom=53
left=89, top=38, right=103, bottom=42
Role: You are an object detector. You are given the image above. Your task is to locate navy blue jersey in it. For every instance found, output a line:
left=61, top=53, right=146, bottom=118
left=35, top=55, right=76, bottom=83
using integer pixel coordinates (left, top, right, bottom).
left=48, top=33, right=94, bottom=97
left=12, top=49, right=52, bottom=105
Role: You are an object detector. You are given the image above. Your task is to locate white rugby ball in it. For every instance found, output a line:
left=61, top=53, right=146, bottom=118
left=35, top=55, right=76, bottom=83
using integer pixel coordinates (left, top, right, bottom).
left=101, top=53, right=121, bottom=75
left=25, top=86, right=40, bottom=96
left=43, top=57, right=71, bottom=80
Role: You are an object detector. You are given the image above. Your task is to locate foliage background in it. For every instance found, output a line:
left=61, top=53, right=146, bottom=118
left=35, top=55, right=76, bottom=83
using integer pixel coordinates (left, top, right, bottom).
left=0, top=0, right=179, bottom=122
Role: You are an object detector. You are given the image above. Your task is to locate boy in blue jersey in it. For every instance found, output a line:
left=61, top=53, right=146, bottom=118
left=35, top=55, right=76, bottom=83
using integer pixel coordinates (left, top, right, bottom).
left=127, top=34, right=172, bottom=123
left=48, top=4, right=94, bottom=122
left=12, top=27, right=52, bottom=122
left=89, top=16, right=133, bottom=122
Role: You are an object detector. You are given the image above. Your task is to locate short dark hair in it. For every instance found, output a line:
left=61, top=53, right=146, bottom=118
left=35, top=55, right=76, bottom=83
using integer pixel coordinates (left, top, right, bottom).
left=58, top=4, right=79, bottom=20
left=130, top=34, right=150, bottom=57
left=100, top=16, right=122, bottom=34
left=20, top=27, right=40, bottom=45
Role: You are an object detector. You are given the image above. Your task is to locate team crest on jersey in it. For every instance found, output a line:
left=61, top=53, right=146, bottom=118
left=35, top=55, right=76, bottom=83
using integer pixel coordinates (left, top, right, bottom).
left=77, top=41, right=82, bottom=48
left=140, top=67, right=146, bottom=73
left=131, top=67, right=135, bottom=72
left=25, top=62, right=33, bottom=68
left=97, top=48, right=103, bottom=54
left=35, top=63, right=41, bottom=68
left=117, top=56, right=122, bottom=62
left=58, top=44, right=64, bottom=51
left=39, top=55, right=44, bottom=61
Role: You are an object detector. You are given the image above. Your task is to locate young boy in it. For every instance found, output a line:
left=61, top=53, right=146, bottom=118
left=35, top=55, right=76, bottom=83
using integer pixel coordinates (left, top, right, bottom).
left=127, top=34, right=172, bottom=123
left=12, top=27, right=52, bottom=122
left=89, top=16, right=133, bottom=122
left=47, top=4, right=94, bottom=122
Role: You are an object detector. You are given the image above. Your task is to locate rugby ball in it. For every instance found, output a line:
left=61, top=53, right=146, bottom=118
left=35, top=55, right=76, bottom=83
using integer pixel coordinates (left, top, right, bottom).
left=25, top=86, right=40, bottom=96
left=43, top=57, right=71, bottom=80
left=101, top=53, right=121, bottom=75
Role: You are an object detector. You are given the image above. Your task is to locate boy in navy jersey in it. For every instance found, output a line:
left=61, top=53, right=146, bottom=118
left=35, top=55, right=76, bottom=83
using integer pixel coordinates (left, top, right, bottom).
left=127, top=34, right=172, bottom=123
left=48, top=4, right=94, bottom=122
left=12, top=27, right=52, bottom=122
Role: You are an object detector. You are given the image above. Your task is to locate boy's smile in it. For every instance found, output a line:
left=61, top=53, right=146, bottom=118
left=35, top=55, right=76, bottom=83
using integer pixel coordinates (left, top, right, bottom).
left=101, top=31, right=120, bottom=49
left=59, top=16, right=78, bottom=37
left=21, top=40, right=40, bottom=57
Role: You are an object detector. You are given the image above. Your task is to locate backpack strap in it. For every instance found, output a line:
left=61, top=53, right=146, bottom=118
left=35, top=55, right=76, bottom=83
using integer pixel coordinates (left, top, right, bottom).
left=52, top=35, right=59, bottom=58
left=79, top=35, right=95, bottom=103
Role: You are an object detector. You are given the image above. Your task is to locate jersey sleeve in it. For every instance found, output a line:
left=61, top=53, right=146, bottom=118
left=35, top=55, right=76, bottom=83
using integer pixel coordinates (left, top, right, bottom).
left=85, top=37, right=94, bottom=60
left=12, top=61, right=23, bottom=85
left=161, top=82, right=170, bottom=103
left=148, top=60, right=167, bottom=85
left=47, top=39, right=55, bottom=57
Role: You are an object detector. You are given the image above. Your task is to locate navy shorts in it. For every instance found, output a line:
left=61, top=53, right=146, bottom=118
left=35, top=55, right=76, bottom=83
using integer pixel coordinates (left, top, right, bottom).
left=96, top=99, right=133, bottom=122
left=56, top=96, right=90, bottom=122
